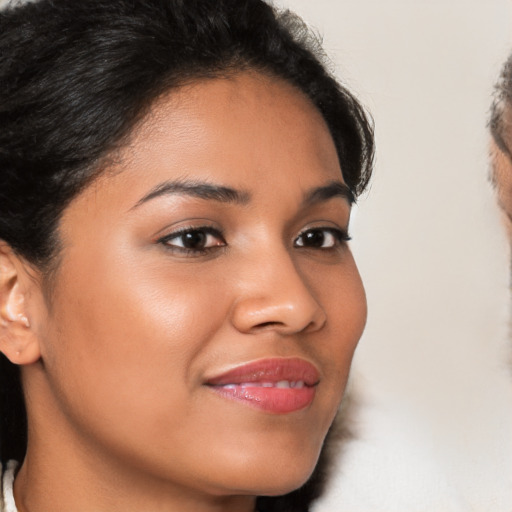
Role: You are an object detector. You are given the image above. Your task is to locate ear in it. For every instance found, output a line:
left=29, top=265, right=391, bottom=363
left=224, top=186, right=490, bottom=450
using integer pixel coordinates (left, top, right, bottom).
left=0, top=242, right=41, bottom=365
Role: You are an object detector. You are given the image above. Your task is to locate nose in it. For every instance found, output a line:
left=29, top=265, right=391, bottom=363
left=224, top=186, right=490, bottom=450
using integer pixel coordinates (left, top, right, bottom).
left=230, top=249, right=327, bottom=335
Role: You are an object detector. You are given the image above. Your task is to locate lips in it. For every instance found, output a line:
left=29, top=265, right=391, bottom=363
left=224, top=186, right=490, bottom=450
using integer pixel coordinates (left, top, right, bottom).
left=205, top=358, right=319, bottom=414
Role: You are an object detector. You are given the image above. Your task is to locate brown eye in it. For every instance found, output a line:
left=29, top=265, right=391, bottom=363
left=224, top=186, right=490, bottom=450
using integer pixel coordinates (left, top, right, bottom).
left=294, top=228, right=350, bottom=249
left=180, top=231, right=207, bottom=249
left=300, top=230, right=326, bottom=248
left=160, top=227, right=226, bottom=252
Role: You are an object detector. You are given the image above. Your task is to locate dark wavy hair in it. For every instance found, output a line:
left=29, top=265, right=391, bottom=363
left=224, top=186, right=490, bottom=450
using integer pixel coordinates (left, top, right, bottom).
left=0, top=0, right=374, bottom=509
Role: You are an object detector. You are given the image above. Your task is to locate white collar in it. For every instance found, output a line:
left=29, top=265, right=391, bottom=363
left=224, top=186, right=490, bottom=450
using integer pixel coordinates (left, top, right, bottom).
left=1, top=461, right=18, bottom=512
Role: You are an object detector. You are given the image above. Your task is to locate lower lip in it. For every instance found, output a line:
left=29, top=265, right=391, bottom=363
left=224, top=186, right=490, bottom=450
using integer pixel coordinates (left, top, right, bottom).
left=209, top=385, right=316, bottom=414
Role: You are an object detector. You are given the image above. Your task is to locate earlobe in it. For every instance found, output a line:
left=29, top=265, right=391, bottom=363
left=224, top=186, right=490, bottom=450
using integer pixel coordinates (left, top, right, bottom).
left=0, top=243, right=41, bottom=365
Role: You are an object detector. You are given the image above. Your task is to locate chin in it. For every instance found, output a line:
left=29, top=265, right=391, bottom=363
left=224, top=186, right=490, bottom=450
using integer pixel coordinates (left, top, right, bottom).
left=224, top=445, right=322, bottom=497
left=252, top=472, right=315, bottom=498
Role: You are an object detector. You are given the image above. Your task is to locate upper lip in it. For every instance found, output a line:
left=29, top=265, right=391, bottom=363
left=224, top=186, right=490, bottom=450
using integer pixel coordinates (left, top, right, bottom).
left=204, top=357, right=320, bottom=387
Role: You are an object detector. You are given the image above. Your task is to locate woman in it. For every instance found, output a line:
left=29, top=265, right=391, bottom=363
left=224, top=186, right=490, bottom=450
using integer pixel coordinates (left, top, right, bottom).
left=0, top=1, right=374, bottom=511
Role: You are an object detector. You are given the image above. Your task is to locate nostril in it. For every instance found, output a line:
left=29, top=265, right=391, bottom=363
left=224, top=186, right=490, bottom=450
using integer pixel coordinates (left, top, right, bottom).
left=251, top=318, right=319, bottom=333
left=254, top=321, right=282, bottom=329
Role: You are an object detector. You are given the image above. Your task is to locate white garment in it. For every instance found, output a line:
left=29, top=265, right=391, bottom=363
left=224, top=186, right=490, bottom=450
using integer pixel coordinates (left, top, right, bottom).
left=0, top=461, right=18, bottom=512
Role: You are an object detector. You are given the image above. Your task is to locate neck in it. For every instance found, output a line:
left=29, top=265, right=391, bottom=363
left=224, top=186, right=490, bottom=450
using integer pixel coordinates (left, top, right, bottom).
left=14, top=451, right=257, bottom=512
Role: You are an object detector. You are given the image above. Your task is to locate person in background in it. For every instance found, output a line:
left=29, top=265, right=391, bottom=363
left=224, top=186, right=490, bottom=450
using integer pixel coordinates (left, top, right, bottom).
left=491, top=54, right=512, bottom=234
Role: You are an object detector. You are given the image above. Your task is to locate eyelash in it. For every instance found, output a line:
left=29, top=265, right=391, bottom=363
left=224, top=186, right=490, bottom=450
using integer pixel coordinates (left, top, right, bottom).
left=157, top=225, right=351, bottom=256
left=294, top=227, right=351, bottom=249
left=158, top=226, right=226, bottom=256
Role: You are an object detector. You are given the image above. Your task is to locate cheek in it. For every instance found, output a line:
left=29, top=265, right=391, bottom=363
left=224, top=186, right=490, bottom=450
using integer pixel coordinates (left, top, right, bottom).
left=310, top=251, right=366, bottom=336
left=303, top=254, right=366, bottom=394
left=43, top=249, right=230, bottom=438
left=492, top=145, right=512, bottom=220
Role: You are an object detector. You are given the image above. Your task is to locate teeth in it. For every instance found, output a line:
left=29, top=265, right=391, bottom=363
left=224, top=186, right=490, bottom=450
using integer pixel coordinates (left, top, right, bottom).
left=220, top=380, right=305, bottom=389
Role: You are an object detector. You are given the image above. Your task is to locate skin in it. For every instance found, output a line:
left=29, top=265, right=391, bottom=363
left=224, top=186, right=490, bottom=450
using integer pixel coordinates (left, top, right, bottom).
left=491, top=138, right=512, bottom=237
left=491, top=104, right=512, bottom=237
left=0, top=72, right=367, bottom=512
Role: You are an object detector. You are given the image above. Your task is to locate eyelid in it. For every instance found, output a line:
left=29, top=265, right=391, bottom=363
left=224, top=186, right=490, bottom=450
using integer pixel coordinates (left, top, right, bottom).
left=296, top=222, right=350, bottom=238
left=155, top=220, right=221, bottom=241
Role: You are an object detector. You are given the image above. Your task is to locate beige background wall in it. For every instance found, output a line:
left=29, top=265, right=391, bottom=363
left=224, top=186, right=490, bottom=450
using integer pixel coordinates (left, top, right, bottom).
left=2, top=0, right=512, bottom=510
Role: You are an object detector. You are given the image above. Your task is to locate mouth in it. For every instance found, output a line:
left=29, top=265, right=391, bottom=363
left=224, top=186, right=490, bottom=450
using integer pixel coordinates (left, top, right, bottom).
left=204, top=358, right=319, bottom=414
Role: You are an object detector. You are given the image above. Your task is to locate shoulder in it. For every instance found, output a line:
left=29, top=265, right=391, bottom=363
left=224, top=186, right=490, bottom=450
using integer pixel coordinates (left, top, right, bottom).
left=1, top=461, right=18, bottom=512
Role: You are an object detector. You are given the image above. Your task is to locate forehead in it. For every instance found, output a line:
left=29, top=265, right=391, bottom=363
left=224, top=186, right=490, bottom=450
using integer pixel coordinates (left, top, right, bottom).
left=66, top=71, right=347, bottom=231
left=113, top=71, right=343, bottom=191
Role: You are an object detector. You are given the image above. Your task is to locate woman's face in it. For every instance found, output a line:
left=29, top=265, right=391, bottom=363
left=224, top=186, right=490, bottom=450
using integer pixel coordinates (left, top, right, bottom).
left=29, top=72, right=366, bottom=499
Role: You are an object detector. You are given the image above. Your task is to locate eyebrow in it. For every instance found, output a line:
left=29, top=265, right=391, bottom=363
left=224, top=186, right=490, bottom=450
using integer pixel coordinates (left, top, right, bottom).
left=302, top=181, right=355, bottom=206
left=132, top=179, right=251, bottom=209
left=131, top=178, right=354, bottom=210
